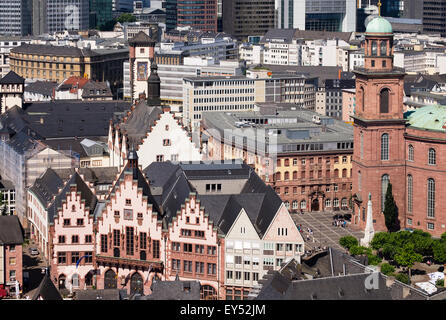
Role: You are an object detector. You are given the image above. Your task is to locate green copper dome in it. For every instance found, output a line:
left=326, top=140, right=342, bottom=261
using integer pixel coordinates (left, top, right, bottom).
left=405, top=105, right=446, bottom=132
left=366, top=16, right=393, bottom=35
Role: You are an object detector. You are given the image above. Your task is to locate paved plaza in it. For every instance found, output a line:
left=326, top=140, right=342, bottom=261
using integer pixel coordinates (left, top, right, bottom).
left=291, top=211, right=364, bottom=251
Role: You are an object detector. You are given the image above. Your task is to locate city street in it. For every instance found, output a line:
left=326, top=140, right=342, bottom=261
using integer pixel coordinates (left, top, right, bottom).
left=292, top=211, right=364, bottom=251
left=22, top=240, right=48, bottom=295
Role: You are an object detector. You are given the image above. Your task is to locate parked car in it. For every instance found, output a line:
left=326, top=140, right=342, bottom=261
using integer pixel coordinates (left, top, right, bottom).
left=30, top=248, right=39, bottom=256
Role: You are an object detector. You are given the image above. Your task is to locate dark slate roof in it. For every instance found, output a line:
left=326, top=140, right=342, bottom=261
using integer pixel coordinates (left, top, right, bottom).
left=138, top=279, right=201, bottom=300
left=48, top=172, right=97, bottom=223
left=25, top=81, right=57, bottom=96
left=293, top=30, right=353, bottom=42
left=128, top=31, right=155, bottom=45
left=29, top=168, right=65, bottom=209
left=0, top=215, right=24, bottom=245
left=75, top=289, right=126, bottom=300
left=21, top=100, right=131, bottom=139
left=0, top=71, right=25, bottom=84
left=31, top=274, right=63, bottom=300
left=44, top=138, right=89, bottom=158
left=119, top=101, right=163, bottom=145
left=254, top=254, right=429, bottom=300
left=261, top=29, right=296, bottom=44
left=11, top=43, right=96, bottom=57
left=81, top=81, right=113, bottom=99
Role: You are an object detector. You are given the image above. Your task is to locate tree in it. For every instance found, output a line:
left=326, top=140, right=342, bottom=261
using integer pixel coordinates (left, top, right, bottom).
left=383, top=183, right=399, bottom=232
left=382, top=243, right=397, bottom=260
left=395, top=273, right=410, bottom=285
left=367, top=254, right=382, bottom=266
left=117, top=13, right=136, bottom=23
left=433, top=241, right=446, bottom=264
left=370, top=232, right=391, bottom=250
left=339, top=236, right=358, bottom=250
left=393, top=243, right=422, bottom=278
left=380, top=263, right=395, bottom=276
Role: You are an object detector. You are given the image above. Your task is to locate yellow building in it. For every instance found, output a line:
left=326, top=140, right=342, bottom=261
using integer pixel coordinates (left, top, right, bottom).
left=9, top=44, right=128, bottom=95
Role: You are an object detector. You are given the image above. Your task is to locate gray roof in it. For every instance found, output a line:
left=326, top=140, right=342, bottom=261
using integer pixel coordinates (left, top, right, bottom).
left=25, top=81, right=57, bottom=97
left=81, top=81, right=113, bottom=99
left=253, top=249, right=429, bottom=300
left=29, top=168, right=65, bottom=210
left=139, top=278, right=201, bottom=300
left=261, top=29, right=296, bottom=43
left=11, top=43, right=97, bottom=57
left=0, top=215, right=24, bottom=245
left=74, top=289, right=126, bottom=300
left=31, top=274, right=63, bottom=300
left=0, top=71, right=25, bottom=84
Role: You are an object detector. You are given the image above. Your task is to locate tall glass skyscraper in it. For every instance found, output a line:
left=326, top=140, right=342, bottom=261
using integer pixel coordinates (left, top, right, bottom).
left=275, top=0, right=356, bottom=32
left=166, top=0, right=217, bottom=32
left=0, top=0, right=32, bottom=36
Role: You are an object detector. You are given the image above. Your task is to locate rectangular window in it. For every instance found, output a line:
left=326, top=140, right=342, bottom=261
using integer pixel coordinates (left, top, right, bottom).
left=71, top=251, right=80, bottom=264
left=101, top=235, right=107, bottom=253
left=153, top=240, right=160, bottom=259
left=235, top=271, right=242, bottom=280
left=183, top=260, right=192, bottom=273
left=226, top=271, right=233, bottom=279
left=172, top=242, right=181, bottom=251
left=84, top=252, right=93, bottom=263
left=427, top=223, right=435, bottom=230
left=113, top=230, right=120, bottom=247
left=9, top=257, right=16, bottom=265
left=244, top=272, right=250, bottom=281
left=58, top=235, right=65, bottom=243
left=253, top=273, right=259, bottom=281
left=85, top=235, right=92, bottom=243
left=195, top=244, right=204, bottom=254
left=58, top=252, right=66, bottom=264
left=194, top=230, right=205, bottom=238
left=76, top=219, right=84, bottom=226
left=126, top=227, right=134, bottom=255
left=196, top=261, right=204, bottom=274
left=207, top=246, right=216, bottom=255
left=63, top=219, right=70, bottom=226
left=235, top=256, right=242, bottom=264
left=184, top=243, right=193, bottom=252
left=172, top=259, right=180, bottom=271
left=124, top=209, right=133, bottom=220
left=140, top=232, right=147, bottom=250
left=72, top=235, right=79, bottom=243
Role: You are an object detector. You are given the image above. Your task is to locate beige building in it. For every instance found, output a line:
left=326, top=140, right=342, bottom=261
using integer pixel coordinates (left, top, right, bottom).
left=183, top=73, right=317, bottom=130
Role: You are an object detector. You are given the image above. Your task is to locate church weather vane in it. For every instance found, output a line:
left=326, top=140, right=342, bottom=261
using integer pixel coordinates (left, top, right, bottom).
left=377, top=0, right=382, bottom=16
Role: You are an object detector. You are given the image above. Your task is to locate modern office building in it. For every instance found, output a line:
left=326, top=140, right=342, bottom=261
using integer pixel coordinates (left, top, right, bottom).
left=222, top=0, right=275, bottom=39
left=276, top=0, right=356, bottom=32
left=166, top=0, right=217, bottom=32
left=423, top=0, right=446, bottom=37
left=0, top=0, right=32, bottom=36
left=44, top=0, right=90, bottom=33
left=89, top=0, right=113, bottom=29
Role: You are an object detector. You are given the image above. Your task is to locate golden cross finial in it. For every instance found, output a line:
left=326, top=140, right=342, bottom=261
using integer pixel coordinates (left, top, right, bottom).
left=377, top=0, right=382, bottom=16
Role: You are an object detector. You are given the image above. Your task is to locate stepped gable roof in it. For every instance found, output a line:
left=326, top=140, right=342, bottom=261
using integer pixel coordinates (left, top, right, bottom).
left=0, top=71, right=25, bottom=84
left=119, top=100, right=163, bottom=145
left=108, top=162, right=160, bottom=215
left=48, top=171, right=97, bottom=223
left=31, top=274, right=63, bottom=300
left=0, top=215, right=24, bottom=245
left=25, top=81, right=57, bottom=96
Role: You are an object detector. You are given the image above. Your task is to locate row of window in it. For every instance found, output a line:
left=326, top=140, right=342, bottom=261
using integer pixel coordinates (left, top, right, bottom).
left=275, top=168, right=351, bottom=181
left=284, top=198, right=349, bottom=210
left=277, top=156, right=349, bottom=167
left=171, top=242, right=217, bottom=255
left=57, top=251, right=93, bottom=265
left=226, top=271, right=259, bottom=282
left=58, top=234, right=92, bottom=244
left=172, top=259, right=217, bottom=275
left=277, top=183, right=352, bottom=195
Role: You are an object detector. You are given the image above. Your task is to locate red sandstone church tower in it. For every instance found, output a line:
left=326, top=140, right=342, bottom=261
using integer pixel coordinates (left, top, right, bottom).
left=351, top=16, right=407, bottom=231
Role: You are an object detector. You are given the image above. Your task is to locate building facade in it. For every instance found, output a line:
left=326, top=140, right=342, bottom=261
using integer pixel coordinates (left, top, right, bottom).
left=166, top=0, right=217, bottom=32
left=0, top=0, right=32, bottom=36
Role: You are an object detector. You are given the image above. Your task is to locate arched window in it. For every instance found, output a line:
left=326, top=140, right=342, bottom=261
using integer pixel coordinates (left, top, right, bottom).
left=408, top=144, right=414, bottom=161
left=381, top=174, right=390, bottom=211
left=325, top=199, right=331, bottom=207
left=334, top=169, right=339, bottom=177
left=371, top=41, right=378, bottom=56
left=360, top=132, right=364, bottom=159
left=300, top=200, right=306, bottom=210
left=428, top=178, right=435, bottom=218
left=360, top=87, right=365, bottom=111
left=292, top=200, right=298, bottom=209
left=381, top=133, right=389, bottom=160
left=293, top=171, right=297, bottom=179
left=380, top=40, right=387, bottom=56
left=284, top=171, right=290, bottom=180
left=358, top=171, right=362, bottom=191
left=341, top=198, right=348, bottom=208
left=342, top=168, right=347, bottom=178
left=284, top=201, right=290, bottom=209
left=275, top=172, right=281, bottom=181
left=380, top=88, right=389, bottom=113
left=407, top=174, right=413, bottom=213
left=428, top=148, right=436, bottom=165
left=333, top=198, right=339, bottom=207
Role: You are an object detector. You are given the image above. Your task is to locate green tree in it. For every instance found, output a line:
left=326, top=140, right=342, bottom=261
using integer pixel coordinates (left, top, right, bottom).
left=394, top=243, right=422, bottom=278
left=441, top=232, right=446, bottom=242
left=380, top=263, right=395, bottom=276
left=433, top=241, right=446, bottom=264
left=383, top=183, right=399, bottom=232
left=436, top=279, right=444, bottom=287
left=412, top=231, right=434, bottom=257
left=367, top=254, right=382, bottom=266
left=395, top=273, right=410, bottom=285
left=117, top=13, right=136, bottom=23
left=382, top=243, right=397, bottom=260
left=339, top=236, right=359, bottom=250
left=370, top=232, right=391, bottom=250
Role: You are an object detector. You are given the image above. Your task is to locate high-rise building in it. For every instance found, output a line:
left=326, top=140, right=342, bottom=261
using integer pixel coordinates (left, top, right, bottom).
left=0, top=0, right=32, bottom=36
left=222, top=0, right=275, bottom=39
left=166, top=0, right=217, bottom=32
left=276, top=0, right=356, bottom=32
left=423, top=0, right=446, bottom=37
left=89, top=0, right=113, bottom=29
left=32, top=0, right=47, bottom=35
